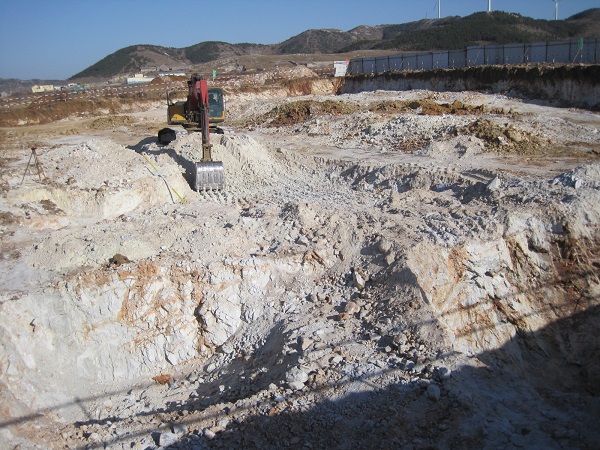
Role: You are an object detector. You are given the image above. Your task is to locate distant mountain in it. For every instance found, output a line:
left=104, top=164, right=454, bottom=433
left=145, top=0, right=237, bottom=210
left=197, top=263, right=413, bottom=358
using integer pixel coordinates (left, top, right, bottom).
left=72, top=42, right=273, bottom=79
left=276, top=29, right=360, bottom=54
left=69, top=9, right=599, bottom=80
left=367, top=10, right=599, bottom=51
left=566, top=8, right=600, bottom=36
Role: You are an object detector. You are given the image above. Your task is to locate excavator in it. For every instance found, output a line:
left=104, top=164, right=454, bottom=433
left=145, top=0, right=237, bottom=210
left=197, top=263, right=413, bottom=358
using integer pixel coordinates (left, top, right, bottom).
left=157, top=74, right=225, bottom=191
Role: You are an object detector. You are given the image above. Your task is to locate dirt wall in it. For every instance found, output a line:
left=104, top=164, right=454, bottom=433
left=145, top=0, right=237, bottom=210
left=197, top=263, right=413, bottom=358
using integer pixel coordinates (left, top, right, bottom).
left=339, top=64, right=600, bottom=110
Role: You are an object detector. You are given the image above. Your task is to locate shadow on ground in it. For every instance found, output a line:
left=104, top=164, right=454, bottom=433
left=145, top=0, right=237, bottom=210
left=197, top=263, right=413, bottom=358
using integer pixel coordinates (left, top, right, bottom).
left=2, top=284, right=598, bottom=449
left=128, top=136, right=196, bottom=188
left=71, top=305, right=600, bottom=449
left=173, top=305, right=600, bottom=449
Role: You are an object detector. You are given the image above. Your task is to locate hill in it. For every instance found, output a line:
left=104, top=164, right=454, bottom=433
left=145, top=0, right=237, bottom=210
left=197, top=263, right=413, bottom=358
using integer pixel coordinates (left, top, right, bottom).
left=367, top=10, right=597, bottom=51
left=63, top=8, right=599, bottom=80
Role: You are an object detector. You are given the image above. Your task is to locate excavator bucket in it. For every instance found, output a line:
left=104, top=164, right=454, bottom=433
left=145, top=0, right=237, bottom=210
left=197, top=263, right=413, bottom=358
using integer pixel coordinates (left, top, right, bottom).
left=195, top=161, right=225, bottom=191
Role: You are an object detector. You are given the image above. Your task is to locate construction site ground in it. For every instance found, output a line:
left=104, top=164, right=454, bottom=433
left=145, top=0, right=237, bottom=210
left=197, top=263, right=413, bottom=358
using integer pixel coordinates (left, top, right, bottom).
left=1, top=68, right=599, bottom=449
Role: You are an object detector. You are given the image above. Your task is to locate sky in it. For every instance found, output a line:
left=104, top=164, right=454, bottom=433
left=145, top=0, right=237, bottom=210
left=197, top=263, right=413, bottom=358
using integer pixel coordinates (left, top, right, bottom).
left=0, top=0, right=598, bottom=80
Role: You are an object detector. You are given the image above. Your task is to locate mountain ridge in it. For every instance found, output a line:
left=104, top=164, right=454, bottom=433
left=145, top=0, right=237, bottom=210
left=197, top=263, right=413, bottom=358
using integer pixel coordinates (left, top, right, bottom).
left=64, top=8, right=600, bottom=79
left=7, top=9, right=600, bottom=83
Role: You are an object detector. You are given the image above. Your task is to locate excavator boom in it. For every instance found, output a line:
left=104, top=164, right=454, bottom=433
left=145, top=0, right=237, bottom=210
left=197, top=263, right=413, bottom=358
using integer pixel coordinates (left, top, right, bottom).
left=194, top=77, right=225, bottom=190
left=157, top=74, right=225, bottom=191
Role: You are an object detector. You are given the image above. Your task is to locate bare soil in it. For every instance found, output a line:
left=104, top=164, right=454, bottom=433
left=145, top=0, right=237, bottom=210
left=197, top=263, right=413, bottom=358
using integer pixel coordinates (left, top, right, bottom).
left=1, top=68, right=599, bottom=449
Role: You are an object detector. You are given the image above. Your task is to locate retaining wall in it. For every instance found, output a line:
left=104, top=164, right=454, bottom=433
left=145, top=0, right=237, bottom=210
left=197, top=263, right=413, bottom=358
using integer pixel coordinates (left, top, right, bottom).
left=338, top=64, right=600, bottom=109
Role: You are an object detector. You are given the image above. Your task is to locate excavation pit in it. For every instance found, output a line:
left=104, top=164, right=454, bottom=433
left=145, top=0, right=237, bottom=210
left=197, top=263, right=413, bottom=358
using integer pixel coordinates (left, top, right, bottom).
left=1, top=87, right=599, bottom=449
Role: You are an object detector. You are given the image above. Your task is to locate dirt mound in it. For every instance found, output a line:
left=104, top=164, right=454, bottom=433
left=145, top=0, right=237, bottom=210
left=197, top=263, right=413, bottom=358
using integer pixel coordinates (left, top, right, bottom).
left=460, top=118, right=543, bottom=154
left=259, top=99, right=360, bottom=126
left=368, top=98, right=505, bottom=116
left=257, top=98, right=508, bottom=128
left=150, top=75, right=187, bottom=84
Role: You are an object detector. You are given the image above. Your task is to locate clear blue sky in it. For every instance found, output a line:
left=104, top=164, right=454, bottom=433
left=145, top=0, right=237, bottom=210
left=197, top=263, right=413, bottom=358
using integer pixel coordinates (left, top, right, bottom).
left=0, top=0, right=597, bottom=80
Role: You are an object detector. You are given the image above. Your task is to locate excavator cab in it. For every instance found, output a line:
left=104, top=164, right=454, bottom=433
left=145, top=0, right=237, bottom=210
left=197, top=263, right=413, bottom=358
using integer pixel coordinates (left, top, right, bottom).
left=208, top=90, right=224, bottom=124
left=166, top=87, right=224, bottom=129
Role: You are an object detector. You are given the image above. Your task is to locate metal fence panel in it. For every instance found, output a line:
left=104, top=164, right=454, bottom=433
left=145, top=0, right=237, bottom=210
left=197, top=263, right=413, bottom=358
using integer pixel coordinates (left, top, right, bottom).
left=448, top=49, right=466, bottom=69
left=432, top=51, right=449, bottom=69
left=362, top=58, right=377, bottom=74
left=389, top=55, right=404, bottom=71
left=467, top=46, right=485, bottom=66
left=347, top=39, right=599, bottom=75
left=570, top=41, right=580, bottom=62
left=581, top=40, right=596, bottom=63
left=547, top=41, right=570, bottom=63
left=484, top=45, right=503, bottom=65
left=347, top=59, right=362, bottom=75
left=529, top=42, right=547, bottom=63
left=504, top=44, right=525, bottom=65
left=402, top=54, right=418, bottom=71
left=416, top=53, right=434, bottom=71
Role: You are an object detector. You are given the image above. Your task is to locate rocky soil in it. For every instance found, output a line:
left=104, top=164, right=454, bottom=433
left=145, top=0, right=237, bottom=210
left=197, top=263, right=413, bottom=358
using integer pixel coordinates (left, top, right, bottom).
left=1, top=79, right=599, bottom=449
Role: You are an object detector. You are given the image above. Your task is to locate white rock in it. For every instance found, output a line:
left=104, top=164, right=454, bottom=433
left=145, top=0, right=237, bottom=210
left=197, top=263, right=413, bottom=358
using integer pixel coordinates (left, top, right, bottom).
left=285, top=366, right=309, bottom=384
left=385, top=253, right=396, bottom=266
left=203, top=429, right=216, bottom=440
left=172, top=424, right=187, bottom=435
left=298, top=336, right=313, bottom=351
left=87, top=432, right=100, bottom=442
left=296, top=235, right=310, bottom=246
left=377, top=238, right=392, bottom=254
left=330, top=354, right=343, bottom=365
left=353, top=269, right=366, bottom=291
left=344, top=301, right=360, bottom=315
left=159, top=432, right=179, bottom=447
left=487, top=177, right=501, bottom=191
left=288, top=380, right=306, bottom=391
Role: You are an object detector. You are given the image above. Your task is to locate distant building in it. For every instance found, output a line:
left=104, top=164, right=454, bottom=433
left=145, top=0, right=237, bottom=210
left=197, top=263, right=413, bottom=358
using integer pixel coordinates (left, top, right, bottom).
left=126, top=73, right=155, bottom=85
left=158, top=71, right=186, bottom=77
left=334, top=61, right=349, bottom=77
left=32, top=85, right=55, bottom=93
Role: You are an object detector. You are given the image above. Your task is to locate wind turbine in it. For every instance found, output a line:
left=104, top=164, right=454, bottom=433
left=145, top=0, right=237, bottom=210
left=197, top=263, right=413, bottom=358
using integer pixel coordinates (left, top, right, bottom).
left=488, top=1, right=492, bottom=13
left=553, top=0, right=560, bottom=20
left=432, top=0, right=441, bottom=19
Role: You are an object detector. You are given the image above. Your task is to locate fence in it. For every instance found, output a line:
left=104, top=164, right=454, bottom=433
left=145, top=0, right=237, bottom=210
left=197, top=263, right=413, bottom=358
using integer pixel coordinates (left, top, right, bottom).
left=347, top=38, right=600, bottom=75
left=0, top=66, right=336, bottom=109
left=0, top=82, right=186, bottom=109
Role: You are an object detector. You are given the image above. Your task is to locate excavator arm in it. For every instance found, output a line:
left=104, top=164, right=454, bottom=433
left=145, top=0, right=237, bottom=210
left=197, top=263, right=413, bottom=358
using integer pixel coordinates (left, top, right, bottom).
left=158, top=74, right=225, bottom=191
left=192, top=76, right=225, bottom=190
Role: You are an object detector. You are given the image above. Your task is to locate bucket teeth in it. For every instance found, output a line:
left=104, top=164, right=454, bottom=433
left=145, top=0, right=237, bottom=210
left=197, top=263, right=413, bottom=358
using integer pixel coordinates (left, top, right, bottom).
left=195, top=161, right=225, bottom=191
